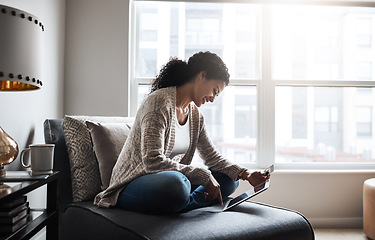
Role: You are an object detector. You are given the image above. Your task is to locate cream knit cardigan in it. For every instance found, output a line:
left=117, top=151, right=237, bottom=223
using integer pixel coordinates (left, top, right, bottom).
left=94, top=86, right=244, bottom=207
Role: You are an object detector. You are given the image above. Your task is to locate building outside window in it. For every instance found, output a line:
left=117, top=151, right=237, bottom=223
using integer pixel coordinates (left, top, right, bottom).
left=357, top=106, right=373, bottom=138
left=130, top=1, right=375, bottom=168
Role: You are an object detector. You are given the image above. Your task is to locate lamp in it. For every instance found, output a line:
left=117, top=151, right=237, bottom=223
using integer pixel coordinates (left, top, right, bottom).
left=0, top=4, right=44, bottom=176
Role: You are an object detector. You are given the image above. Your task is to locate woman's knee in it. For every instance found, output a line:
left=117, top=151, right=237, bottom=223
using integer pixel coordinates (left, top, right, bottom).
left=158, top=171, right=191, bottom=195
left=118, top=171, right=191, bottom=213
left=154, top=171, right=191, bottom=212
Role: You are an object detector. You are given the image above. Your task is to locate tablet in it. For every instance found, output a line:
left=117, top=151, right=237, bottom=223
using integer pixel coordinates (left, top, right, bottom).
left=222, top=180, right=270, bottom=211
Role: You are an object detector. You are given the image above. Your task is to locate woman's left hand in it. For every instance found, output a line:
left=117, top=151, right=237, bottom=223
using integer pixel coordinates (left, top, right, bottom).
left=242, top=170, right=270, bottom=187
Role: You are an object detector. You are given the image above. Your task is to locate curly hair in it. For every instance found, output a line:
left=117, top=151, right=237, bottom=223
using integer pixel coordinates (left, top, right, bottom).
left=150, top=51, right=230, bottom=93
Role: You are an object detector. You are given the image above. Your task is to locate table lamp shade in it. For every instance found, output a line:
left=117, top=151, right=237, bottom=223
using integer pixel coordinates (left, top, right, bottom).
left=0, top=5, right=44, bottom=176
left=0, top=4, right=44, bottom=91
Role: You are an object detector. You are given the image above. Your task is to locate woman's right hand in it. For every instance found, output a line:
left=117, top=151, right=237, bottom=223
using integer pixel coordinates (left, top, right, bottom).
left=204, top=175, right=223, bottom=205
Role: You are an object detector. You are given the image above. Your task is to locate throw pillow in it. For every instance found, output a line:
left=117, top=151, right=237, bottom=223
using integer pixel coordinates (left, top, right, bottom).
left=62, top=115, right=134, bottom=202
left=86, top=121, right=130, bottom=190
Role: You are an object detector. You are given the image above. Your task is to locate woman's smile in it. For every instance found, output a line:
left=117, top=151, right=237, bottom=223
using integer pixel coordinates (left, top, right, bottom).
left=194, top=78, right=225, bottom=107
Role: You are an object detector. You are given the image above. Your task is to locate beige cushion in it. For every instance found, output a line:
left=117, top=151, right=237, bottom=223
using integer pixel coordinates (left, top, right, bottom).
left=62, top=115, right=134, bottom=202
left=86, top=121, right=131, bottom=190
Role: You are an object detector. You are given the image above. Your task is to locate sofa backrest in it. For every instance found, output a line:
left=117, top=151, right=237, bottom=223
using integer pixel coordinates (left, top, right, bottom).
left=43, top=117, right=134, bottom=208
left=44, top=119, right=73, bottom=208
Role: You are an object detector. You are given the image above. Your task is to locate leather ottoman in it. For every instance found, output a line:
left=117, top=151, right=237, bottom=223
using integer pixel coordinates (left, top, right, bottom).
left=364, top=178, right=375, bottom=240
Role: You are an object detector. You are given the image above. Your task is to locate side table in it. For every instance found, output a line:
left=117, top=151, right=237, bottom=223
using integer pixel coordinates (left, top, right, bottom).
left=0, top=171, right=59, bottom=240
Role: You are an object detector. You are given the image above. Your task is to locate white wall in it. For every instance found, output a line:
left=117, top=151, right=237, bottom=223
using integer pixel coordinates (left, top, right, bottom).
left=64, top=0, right=129, bottom=116
left=234, top=170, right=375, bottom=228
left=0, top=0, right=65, bottom=171
left=63, top=0, right=375, bottom=229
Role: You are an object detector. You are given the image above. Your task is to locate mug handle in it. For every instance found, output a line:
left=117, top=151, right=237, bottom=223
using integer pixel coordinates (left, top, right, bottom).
left=20, top=148, right=31, bottom=168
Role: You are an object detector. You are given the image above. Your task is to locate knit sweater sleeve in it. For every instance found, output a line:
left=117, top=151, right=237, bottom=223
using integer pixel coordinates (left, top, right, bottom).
left=141, top=112, right=211, bottom=186
left=196, top=114, right=243, bottom=181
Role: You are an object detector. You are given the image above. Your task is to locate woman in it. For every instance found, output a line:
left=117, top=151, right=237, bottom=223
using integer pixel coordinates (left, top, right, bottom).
left=94, top=51, right=269, bottom=214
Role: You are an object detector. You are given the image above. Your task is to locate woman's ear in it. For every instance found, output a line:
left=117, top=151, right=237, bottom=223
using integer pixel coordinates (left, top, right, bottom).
left=200, top=71, right=207, bottom=79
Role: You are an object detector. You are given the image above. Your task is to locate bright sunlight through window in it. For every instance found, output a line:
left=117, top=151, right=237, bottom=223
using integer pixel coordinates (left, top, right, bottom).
left=131, top=1, right=375, bottom=167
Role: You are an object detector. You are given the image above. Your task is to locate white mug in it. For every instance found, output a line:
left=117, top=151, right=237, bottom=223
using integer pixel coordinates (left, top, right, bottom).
left=20, top=144, right=55, bottom=175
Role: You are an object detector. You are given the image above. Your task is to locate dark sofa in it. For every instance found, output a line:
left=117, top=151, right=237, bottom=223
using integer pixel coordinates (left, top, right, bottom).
left=44, top=119, right=315, bottom=240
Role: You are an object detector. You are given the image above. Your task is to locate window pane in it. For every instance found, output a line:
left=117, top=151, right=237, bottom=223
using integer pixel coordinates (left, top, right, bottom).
left=199, top=86, right=257, bottom=164
left=135, top=1, right=260, bottom=79
left=292, top=88, right=307, bottom=138
left=276, top=87, right=375, bottom=163
left=357, top=106, right=373, bottom=137
left=137, top=85, right=150, bottom=107
left=273, top=5, right=375, bottom=81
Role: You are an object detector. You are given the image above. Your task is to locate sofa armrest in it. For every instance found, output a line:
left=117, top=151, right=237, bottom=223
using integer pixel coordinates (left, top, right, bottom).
left=44, top=119, right=73, bottom=208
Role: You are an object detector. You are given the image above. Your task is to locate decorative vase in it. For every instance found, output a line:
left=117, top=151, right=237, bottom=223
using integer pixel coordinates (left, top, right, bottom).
left=0, top=125, right=19, bottom=176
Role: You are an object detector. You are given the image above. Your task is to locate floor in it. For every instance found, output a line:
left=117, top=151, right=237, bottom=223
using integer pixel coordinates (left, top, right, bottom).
left=314, top=228, right=370, bottom=240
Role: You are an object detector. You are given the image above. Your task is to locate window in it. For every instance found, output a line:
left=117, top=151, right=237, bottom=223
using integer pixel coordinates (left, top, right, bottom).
left=292, top=88, right=307, bottom=139
left=357, top=106, right=373, bottom=138
left=357, top=62, right=373, bottom=80
left=131, top=1, right=375, bottom=168
left=133, top=2, right=260, bottom=80
left=357, top=17, right=372, bottom=48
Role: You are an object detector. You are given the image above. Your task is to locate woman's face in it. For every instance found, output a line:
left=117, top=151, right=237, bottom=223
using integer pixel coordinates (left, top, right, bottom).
left=192, top=74, right=226, bottom=107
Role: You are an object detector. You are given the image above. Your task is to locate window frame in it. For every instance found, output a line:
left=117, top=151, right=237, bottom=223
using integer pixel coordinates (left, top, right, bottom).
left=129, top=0, right=375, bottom=170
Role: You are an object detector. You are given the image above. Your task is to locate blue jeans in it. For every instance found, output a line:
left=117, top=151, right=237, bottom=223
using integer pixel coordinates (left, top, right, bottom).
left=117, top=170, right=239, bottom=214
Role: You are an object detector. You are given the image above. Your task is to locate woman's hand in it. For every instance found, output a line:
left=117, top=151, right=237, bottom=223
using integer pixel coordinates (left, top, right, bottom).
left=204, top=175, right=223, bottom=205
left=242, top=170, right=270, bottom=187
